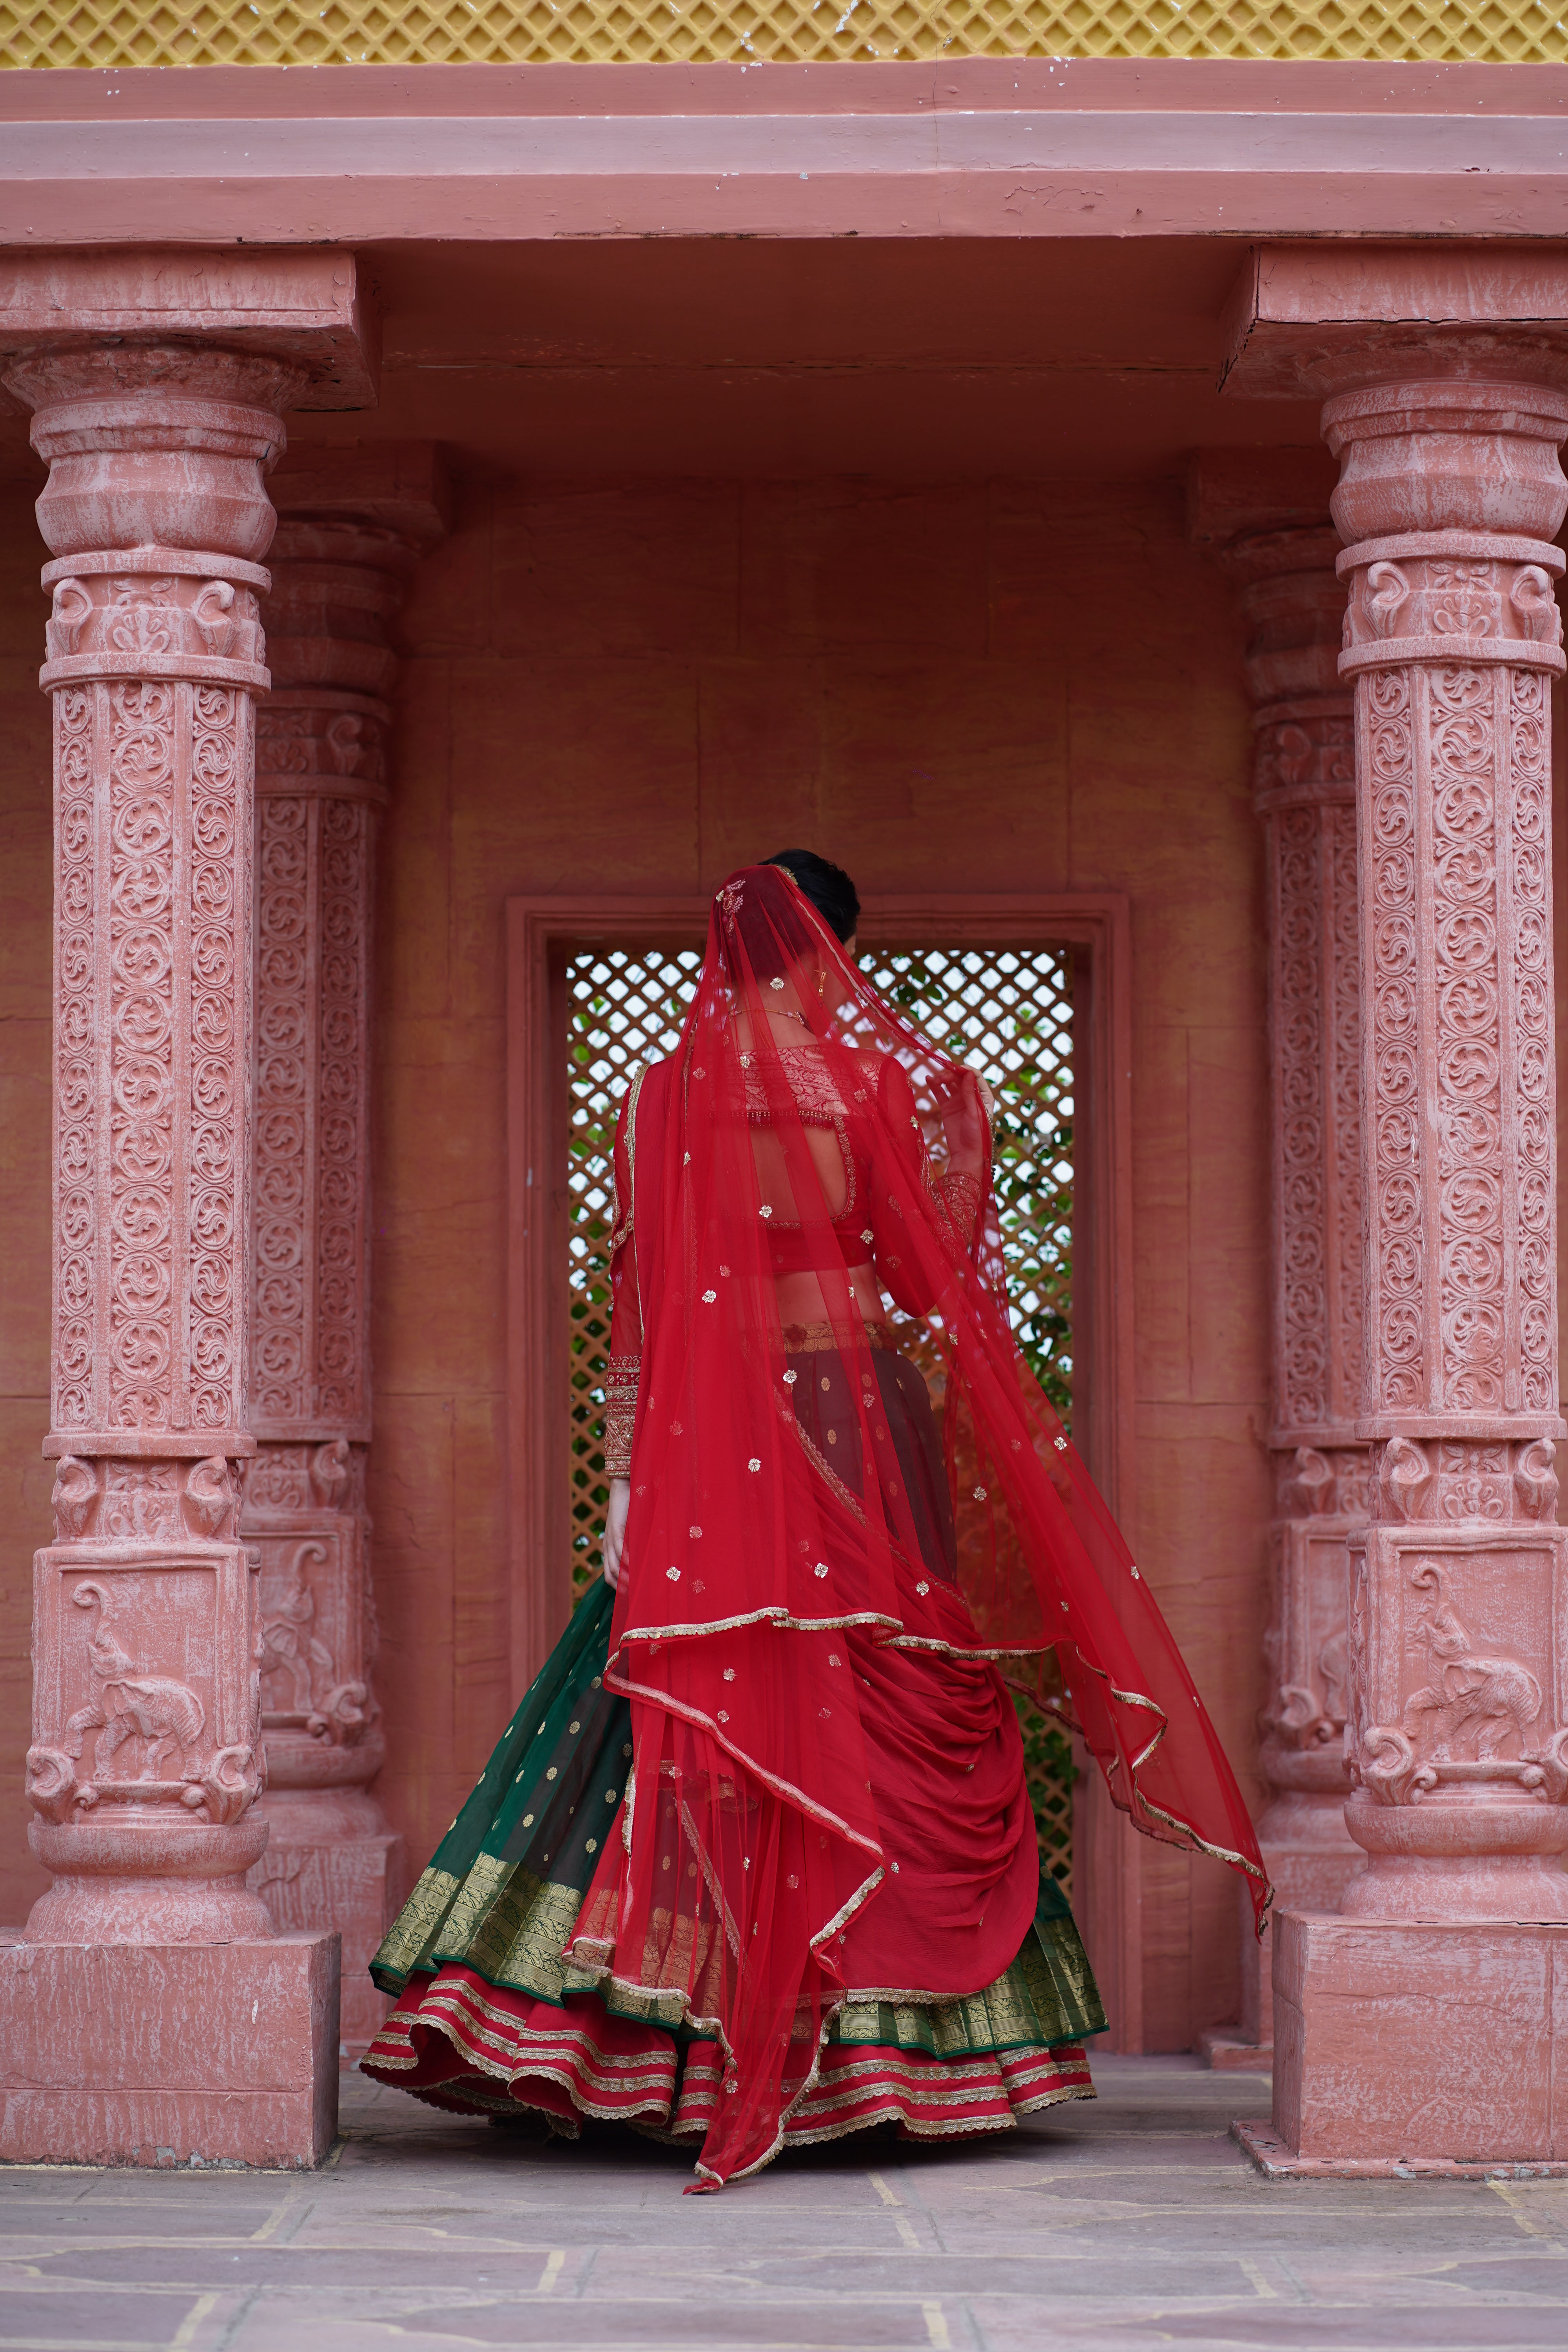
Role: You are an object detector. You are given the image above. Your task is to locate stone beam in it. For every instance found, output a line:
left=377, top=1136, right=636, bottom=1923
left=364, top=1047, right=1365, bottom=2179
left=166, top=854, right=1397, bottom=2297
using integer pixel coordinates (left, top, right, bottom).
left=4, top=67, right=1568, bottom=248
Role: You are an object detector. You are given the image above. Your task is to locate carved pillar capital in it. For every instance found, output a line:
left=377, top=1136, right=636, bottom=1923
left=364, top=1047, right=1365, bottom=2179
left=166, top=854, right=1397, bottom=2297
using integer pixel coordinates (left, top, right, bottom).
left=1220, top=524, right=1356, bottom=820
left=259, top=520, right=409, bottom=801
left=7, top=341, right=303, bottom=566
left=256, top=444, right=449, bottom=808
left=1224, top=255, right=1568, bottom=1928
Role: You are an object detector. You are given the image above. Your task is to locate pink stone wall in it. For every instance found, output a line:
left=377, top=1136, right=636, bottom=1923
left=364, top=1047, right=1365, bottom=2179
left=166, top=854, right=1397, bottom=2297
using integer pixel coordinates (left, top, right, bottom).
left=0, top=463, right=1323, bottom=2042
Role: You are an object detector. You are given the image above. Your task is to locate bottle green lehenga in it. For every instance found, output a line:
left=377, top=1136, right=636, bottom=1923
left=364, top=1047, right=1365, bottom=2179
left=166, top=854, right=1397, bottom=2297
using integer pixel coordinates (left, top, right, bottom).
left=363, top=1579, right=1108, bottom=2147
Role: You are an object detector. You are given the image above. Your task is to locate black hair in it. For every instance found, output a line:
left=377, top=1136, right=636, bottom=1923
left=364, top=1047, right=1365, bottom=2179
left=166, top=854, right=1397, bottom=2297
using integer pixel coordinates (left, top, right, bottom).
left=761, top=849, right=860, bottom=944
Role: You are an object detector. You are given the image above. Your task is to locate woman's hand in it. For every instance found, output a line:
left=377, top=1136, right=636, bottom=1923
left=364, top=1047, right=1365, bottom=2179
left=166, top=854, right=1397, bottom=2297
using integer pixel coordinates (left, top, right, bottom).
left=603, top=1478, right=631, bottom=1589
left=935, top=1068, right=986, bottom=1169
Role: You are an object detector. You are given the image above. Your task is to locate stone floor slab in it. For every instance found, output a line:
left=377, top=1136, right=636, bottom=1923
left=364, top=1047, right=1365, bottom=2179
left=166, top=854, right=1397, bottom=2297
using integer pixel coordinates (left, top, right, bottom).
left=2, top=2057, right=1567, bottom=2352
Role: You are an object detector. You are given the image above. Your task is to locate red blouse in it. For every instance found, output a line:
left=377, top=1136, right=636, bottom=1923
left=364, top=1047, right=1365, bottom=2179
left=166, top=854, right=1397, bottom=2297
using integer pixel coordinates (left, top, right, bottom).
left=601, top=1044, right=985, bottom=1479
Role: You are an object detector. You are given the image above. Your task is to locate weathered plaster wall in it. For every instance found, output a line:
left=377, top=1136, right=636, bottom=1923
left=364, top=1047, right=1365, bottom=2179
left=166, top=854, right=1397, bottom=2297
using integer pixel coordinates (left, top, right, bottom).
left=0, top=465, right=1292, bottom=2043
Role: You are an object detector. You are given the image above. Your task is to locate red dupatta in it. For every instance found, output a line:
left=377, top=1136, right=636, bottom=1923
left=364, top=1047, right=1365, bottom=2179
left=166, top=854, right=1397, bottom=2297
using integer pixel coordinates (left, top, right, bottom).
left=569, top=865, right=1267, bottom=2187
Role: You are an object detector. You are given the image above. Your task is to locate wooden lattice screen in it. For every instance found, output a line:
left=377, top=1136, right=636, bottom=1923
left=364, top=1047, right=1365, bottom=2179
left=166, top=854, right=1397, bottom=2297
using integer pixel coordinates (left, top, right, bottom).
left=565, top=940, right=1076, bottom=1887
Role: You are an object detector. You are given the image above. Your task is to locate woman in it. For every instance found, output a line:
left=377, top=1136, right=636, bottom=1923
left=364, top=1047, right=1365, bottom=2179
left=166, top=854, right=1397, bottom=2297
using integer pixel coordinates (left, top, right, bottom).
left=364, top=853, right=1267, bottom=2189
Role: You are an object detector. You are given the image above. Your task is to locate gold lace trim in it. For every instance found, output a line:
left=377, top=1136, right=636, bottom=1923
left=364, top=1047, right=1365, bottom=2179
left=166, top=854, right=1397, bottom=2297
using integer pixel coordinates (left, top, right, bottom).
left=781, top=1321, right=896, bottom=1354
left=370, top=1862, right=461, bottom=1988
left=603, top=1350, right=641, bottom=1479
left=604, top=1415, right=635, bottom=1479
left=740, top=1046, right=872, bottom=1123
left=832, top=1920, right=1102, bottom=2054
left=445, top=1864, right=588, bottom=2003
left=606, top=1060, right=649, bottom=1257
left=777, top=2077, right=1092, bottom=2150
left=929, top=1165, right=984, bottom=1246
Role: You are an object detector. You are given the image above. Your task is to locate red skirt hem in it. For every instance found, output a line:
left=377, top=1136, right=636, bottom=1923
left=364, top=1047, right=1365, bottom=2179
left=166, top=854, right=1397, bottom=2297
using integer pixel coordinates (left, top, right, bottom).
left=362, top=1963, right=1095, bottom=2146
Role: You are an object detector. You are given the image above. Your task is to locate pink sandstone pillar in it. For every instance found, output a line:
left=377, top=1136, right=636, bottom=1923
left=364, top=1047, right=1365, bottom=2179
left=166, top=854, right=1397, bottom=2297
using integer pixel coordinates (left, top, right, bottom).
left=0, top=254, right=375, bottom=2167
left=1225, top=249, right=1568, bottom=2170
left=240, top=446, right=447, bottom=2050
left=1190, top=455, right=1368, bottom=2067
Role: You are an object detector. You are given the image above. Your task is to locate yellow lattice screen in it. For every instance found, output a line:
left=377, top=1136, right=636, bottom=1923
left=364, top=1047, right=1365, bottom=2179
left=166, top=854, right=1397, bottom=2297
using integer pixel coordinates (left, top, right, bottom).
left=1, top=0, right=1564, bottom=70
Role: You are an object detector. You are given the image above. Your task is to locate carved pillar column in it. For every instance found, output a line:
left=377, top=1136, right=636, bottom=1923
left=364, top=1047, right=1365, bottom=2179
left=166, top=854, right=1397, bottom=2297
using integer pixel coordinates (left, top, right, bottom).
left=1225, top=250, right=1568, bottom=2169
left=0, top=254, right=375, bottom=2166
left=1191, top=464, right=1370, bottom=2063
left=13, top=341, right=290, bottom=1941
left=241, top=448, right=446, bottom=2050
left=1330, top=381, right=1568, bottom=1914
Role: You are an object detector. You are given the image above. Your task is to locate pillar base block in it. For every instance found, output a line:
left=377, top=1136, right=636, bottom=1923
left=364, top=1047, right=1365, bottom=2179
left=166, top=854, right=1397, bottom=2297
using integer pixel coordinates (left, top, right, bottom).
left=1200, top=1809, right=1364, bottom=2065
left=1271, top=1909, right=1568, bottom=2166
left=1197, top=2028, right=1274, bottom=2071
left=0, top=1931, right=340, bottom=2167
left=250, top=1791, right=403, bottom=2051
left=1233, top=2116, right=1568, bottom=2181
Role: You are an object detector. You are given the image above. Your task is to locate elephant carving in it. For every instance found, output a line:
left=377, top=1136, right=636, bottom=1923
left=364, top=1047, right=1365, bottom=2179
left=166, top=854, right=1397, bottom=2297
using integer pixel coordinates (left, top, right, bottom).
left=64, top=1581, right=206, bottom=1792
left=1401, top=1560, right=1542, bottom=1766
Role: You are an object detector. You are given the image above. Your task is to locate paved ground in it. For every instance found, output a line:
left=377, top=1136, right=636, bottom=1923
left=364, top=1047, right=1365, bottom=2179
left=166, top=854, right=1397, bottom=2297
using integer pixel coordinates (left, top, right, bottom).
left=1, top=2056, right=1566, bottom=2351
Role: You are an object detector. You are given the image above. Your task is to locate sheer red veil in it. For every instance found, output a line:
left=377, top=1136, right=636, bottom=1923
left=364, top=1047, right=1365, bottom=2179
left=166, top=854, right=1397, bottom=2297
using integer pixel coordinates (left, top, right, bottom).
left=570, top=864, right=1266, bottom=2186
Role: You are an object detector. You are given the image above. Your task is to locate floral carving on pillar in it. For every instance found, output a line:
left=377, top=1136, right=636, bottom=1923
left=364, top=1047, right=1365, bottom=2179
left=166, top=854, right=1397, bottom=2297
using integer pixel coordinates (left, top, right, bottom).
left=2, top=340, right=307, bottom=1942
left=252, top=779, right=379, bottom=1445
left=1263, top=759, right=1363, bottom=1441
left=238, top=451, right=448, bottom=2045
left=50, top=583, right=263, bottom=1448
left=1354, top=632, right=1556, bottom=1432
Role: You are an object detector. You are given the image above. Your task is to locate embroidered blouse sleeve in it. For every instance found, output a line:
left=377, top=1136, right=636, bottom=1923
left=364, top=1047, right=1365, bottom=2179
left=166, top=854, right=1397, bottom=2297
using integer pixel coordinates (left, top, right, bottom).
left=603, top=1078, right=643, bottom=1481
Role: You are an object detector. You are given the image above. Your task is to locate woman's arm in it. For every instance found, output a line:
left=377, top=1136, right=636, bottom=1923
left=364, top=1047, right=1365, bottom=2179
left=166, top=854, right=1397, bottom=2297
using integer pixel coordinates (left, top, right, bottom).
left=604, top=1478, right=631, bottom=1588
left=926, top=1067, right=992, bottom=1253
